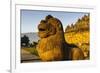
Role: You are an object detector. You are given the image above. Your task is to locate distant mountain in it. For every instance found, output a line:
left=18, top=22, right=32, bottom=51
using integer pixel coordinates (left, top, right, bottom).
left=21, top=32, right=40, bottom=43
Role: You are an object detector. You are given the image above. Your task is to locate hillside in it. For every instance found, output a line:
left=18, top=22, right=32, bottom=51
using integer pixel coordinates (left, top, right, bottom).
left=21, top=32, right=40, bottom=43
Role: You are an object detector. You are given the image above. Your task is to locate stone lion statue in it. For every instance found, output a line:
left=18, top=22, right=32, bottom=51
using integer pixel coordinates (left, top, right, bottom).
left=36, top=15, right=84, bottom=61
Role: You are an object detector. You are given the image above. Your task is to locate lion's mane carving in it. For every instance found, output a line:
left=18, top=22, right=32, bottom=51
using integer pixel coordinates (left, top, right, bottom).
left=36, top=15, right=84, bottom=61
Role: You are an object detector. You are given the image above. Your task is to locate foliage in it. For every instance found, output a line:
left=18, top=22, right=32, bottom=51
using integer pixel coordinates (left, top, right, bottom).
left=21, top=35, right=30, bottom=47
left=29, top=41, right=38, bottom=48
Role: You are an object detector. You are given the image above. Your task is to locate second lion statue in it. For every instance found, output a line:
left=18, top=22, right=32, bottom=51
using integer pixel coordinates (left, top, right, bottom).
left=36, top=15, right=84, bottom=61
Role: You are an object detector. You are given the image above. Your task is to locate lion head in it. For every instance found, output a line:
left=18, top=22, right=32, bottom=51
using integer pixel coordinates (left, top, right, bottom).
left=38, top=15, right=64, bottom=39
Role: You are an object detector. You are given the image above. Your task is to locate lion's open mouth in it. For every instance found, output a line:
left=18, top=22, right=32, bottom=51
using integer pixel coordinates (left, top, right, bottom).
left=39, top=28, right=46, bottom=31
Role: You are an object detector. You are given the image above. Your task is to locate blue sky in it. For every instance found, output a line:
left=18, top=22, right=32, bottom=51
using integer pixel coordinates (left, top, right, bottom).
left=21, top=10, right=89, bottom=33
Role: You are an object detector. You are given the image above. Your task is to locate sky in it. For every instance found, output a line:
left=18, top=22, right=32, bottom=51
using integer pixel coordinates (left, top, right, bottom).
left=21, top=10, right=89, bottom=33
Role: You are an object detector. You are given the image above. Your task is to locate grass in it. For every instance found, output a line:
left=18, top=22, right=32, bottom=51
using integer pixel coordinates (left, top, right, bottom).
left=21, top=47, right=39, bottom=56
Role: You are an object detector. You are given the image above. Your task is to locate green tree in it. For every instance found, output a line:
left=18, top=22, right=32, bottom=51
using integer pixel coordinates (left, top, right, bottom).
left=21, top=35, right=30, bottom=47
